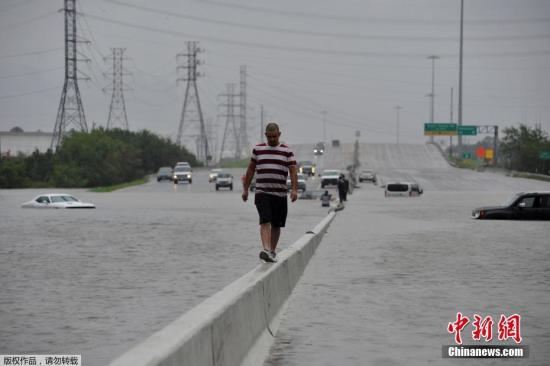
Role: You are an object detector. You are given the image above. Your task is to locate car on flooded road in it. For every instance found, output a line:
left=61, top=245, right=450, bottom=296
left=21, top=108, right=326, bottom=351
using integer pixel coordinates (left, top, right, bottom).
left=21, top=194, right=96, bottom=209
left=215, top=173, right=234, bottom=191
left=320, top=169, right=340, bottom=188
left=286, top=173, right=307, bottom=192
left=209, top=168, right=223, bottom=182
left=298, top=161, right=315, bottom=176
left=173, top=166, right=192, bottom=184
left=359, top=170, right=376, bottom=183
left=156, top=166, right=173, bottom=182
left=472, top=192, right=550, bottom=220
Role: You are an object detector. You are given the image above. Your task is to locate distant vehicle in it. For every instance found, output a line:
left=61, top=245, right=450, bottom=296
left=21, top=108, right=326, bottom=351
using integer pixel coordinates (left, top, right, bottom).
left=175, top=161, right=191, bottom=168
left=21, top=194, right=95, bottom=209
left=286, top=173, right=307, bottom=192
left=298, top=161, right=315, bottom=176
left=472, top=192, right=550, bottom=220
left=216, top=173, right=233, bottom=191
left=384, top=181, right=422, bottom=197
left=320, top=169, right=340, bottom=188
left=313, top=142, right=325, bottom=156
left=332, top=139, right=340, bottom=148
left=173, top=166, right=192, bottom=184
left=359, top=170, right=376, bottom=183
left=157, top=166, right=173, bottom=182
left=209, top=168, right=223, bottom=183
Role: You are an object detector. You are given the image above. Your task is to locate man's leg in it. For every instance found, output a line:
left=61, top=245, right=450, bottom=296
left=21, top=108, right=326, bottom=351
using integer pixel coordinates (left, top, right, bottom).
left=270, top=225, right=281, bottom=252
left=260, top=223, right=271, bottom=251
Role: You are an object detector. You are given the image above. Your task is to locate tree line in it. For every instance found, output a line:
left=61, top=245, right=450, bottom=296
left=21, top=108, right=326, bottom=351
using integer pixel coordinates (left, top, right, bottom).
left=445, top=124, right=550, bottom=175
left=0, top=128, right=199, bottom=188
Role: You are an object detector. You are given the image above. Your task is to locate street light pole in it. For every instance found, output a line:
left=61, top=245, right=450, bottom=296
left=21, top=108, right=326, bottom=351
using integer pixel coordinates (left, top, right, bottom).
left=458, top=0, right=464, bottom=149
left=321, top=110, right=327, bottom=144
left=427, top=55, right=440, bottom=143
left=395, top=105, right=402, bottom=145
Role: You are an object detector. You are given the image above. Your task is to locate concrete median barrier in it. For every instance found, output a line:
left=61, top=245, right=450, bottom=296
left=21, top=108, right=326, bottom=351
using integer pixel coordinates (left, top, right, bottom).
left=109, top=211, right=336, bottom=366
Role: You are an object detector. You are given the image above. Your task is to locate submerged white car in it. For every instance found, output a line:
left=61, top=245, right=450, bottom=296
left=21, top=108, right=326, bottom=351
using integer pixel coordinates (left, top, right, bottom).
left=21, top=193, right=96, bottom=209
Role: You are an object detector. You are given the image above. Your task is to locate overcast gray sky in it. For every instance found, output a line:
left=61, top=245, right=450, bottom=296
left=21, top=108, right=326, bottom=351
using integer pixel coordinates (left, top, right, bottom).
left=1, top=0, right=549, bottom=155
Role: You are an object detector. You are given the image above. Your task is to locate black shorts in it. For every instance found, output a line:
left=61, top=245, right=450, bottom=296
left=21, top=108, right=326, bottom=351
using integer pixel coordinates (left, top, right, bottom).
left=254, top=193, right=288, bottom=227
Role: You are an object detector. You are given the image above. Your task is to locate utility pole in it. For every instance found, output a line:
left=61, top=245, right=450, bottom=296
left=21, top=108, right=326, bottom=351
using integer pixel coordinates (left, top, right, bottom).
left=239, top=65, right=248, bottom=157
left=218, top=83, right=240, bottom=161
left=176, top=41, right=210, bottom=164
left=260, top=105, right=264, bottom=143
left=395, top=105, right=403, bottom=145
left=450, top=87, right=454, bottom=157
left=323, top=110, right=327, bottom=144
left=427, top=55, right=439, bottom=143
left=51, top=0, right=90, bottom=150
left=458, top=0, right=464, bottom=149
left=104, top=48, right=130, bottom=130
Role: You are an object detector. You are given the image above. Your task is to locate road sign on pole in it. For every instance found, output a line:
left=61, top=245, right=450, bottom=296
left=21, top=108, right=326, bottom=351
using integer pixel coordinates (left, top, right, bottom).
left=539, top=151, right=550, bottom=160
left=424, top=123, right=457, bottom=136
left=458, top=125, right=477, bottom=136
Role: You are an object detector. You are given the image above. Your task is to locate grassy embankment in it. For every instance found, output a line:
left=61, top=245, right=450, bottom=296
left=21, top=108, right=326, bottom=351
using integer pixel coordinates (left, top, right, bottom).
left=89, top=177, right=148, bottom=192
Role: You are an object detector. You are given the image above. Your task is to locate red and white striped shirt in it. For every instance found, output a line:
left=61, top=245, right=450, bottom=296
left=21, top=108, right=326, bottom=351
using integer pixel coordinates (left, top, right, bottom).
left=251, top=143, right=296, bottom=197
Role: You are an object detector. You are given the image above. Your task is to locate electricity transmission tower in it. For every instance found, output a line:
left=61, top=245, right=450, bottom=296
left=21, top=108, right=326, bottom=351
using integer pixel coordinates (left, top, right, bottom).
left=104, top=48, right=130, bottom=130
left=51, top=0, right=89, bottom=150
left=218, top=83, right=241, bottom=161
left=239, top=65, right=248, bottom=157
left=176, top=41, right=210, bottom=164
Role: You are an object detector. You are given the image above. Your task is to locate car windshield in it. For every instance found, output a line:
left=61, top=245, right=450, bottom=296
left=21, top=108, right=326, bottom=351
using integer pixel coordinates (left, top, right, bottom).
left=51, top=195, right=79, bottom=203
left=174, top=167, right=190, bottom=172
left=387, top=184, right=409, bottom=192
left=323, top=170, right=339, bottom=176
left=218, top=173, right=231, bottom=178
left=299, top=161, right=312, bottom=166
left=503, top=193, right=522, bottom=206
left=297, top=174, right=305, bottom=180
left=158, top=167, right=171, bottom=173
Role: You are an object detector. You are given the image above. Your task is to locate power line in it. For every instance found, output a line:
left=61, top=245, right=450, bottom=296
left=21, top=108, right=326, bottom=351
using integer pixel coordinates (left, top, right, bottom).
left=104, top=0, right=550, bottom=43
left=0, top=66, right=63, bottom=80
left=193, top=0, right=550, bottom=26
left=83, top=13, right=550, bottom=59
left=0, top=48, right=62, bottom=62
left=0, top=10, right=57, bottom=32
left=0, top=86, right=59, bottom=101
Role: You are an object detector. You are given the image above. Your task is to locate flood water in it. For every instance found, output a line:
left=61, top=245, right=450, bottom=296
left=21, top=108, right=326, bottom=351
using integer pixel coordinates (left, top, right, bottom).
left=0, top=168, right=328, bottom=366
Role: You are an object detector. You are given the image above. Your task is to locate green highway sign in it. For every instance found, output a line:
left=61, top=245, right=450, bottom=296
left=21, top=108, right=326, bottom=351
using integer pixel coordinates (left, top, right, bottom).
left=424, top=123, right=457, bottom=136
left=458, top=125, right=477, bottom=136
left=463, top=152, right=472, bottom=159
left=540, top=151, right=550, bottom=160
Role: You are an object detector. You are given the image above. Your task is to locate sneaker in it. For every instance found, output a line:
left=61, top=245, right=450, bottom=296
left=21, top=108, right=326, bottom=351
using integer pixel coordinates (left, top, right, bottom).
left=268, top=250, right=278, bottom=262
left=270, top=251, right=277, bottom=259
left=259, top=250, right=274, bottom=263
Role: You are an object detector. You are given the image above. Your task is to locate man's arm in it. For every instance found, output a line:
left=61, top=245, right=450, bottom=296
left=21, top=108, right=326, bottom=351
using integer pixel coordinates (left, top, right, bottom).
left=289, top=165, right=298, bottom=202
left=241, top=160, right=256, bottom=201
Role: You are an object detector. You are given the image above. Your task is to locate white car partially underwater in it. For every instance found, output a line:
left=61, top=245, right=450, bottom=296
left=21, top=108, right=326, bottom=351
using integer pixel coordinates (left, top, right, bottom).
left=21, top=193, right=96, bottom=209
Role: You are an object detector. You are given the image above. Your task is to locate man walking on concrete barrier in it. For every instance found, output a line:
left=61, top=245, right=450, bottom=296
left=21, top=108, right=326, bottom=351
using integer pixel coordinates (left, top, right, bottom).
left=242, top=122, right=298, bottom=263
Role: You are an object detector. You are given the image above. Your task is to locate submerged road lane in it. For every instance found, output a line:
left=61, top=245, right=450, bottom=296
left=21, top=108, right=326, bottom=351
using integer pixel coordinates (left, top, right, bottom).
left=0, top=167, right=329, bottom=366
left=265, top=144, right=550, bottom=366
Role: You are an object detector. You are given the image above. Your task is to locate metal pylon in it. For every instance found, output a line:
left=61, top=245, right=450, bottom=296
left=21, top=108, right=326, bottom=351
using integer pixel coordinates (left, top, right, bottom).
left=105, top=48, right=130, bottom=130
left=176, top=41, right=210, bottom=164
left=51, top=0, right=89, bottom=150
